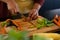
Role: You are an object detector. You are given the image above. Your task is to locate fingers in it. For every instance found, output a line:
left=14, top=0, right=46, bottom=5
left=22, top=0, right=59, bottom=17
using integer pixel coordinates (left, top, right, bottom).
left=31, top=12, right=36, bottom=18
left=29, top=9, right=36, bottom=17
left=9, top=9, right=15, bottom=14
left=29, top=12, right=38, bottom=20
left=9, top=8, right=19, bottom=15
left=31, top=12, right=38, bottom=19
left=29, top=9, right=39, bottom=20
left=33, top=13, right=38, bottom=20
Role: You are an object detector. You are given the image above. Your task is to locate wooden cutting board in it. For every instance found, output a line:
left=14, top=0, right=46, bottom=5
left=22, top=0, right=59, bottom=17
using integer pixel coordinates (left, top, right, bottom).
left=11, top=19, right=60, bottom=36
left=11, top=17, right=60, bottom=33
left=0, top=16, right=60, bottom=35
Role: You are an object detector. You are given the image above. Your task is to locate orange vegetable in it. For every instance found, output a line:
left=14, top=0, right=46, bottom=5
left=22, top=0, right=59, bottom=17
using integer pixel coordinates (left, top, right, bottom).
left=53, top=15, right=60, bottom=26
left=0, top=27, right=6, bottom=34
left=11, top=20, right=23, bottom=30
left=53, top=19, right=60, bottom=26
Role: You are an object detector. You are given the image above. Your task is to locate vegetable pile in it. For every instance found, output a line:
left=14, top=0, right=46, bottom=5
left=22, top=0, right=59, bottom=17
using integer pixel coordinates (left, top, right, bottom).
left=0, top=17, right=55, bottom=34
left=0, top=15, right=59, bottom=40
left=36, top=18, right=54, bottom=29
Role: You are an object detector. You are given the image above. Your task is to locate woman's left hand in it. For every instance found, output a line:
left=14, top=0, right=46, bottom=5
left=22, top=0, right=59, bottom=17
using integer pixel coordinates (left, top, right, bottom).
left=29, top=9, right=39, bottom=20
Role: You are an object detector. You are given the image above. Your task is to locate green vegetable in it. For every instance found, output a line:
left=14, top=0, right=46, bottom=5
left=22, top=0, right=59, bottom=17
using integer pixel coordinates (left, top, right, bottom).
left=36, top=18, right=54, bottom=29
left=6, top=29, right=29, bottom=40
left=33, top=34, right=46, bottom=40
left=0, top=35, right=4, bottom=40
left=46, top=23, right=55, bottom=27
left=33, top=34, right=53, bottom=40
left=36, top=24, right=45, bottom=29
left=0, top=29, right=29, bottom=40
left=1, top=21, right=9, bottom=27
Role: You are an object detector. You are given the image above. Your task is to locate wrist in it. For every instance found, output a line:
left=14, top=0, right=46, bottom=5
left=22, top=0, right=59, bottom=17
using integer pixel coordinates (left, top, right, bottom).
left=33, top=3, right=41, bottom=11
left=32, top=8, right=39, bottom=12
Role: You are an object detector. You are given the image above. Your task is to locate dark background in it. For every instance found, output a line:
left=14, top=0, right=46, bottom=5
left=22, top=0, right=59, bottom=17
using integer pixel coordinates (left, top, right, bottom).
left=39, top=0, right=60, bottom=33
left=39, top=0, right=60, bottom=20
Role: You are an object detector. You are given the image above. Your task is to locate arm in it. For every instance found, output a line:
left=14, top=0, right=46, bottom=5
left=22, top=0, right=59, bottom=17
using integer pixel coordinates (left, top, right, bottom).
left=1, top=0, right=16, bottom=4
left=29, top=0, right=44, bottom=20
left=1, top=0, right=19, bottom=14
left=33, top=0, right=44, bottom=11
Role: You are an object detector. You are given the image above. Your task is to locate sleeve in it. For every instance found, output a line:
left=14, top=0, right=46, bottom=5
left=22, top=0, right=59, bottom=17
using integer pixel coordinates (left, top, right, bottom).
left=34, top=0, right=44, bottom=5
left=0, top=1, right=9, bottom=18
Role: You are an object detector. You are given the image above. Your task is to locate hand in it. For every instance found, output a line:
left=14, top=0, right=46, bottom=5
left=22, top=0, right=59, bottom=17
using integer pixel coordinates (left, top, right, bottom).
left=7, top=2, right=19, bottom=14
left=29, top=9, right=39, bottom=20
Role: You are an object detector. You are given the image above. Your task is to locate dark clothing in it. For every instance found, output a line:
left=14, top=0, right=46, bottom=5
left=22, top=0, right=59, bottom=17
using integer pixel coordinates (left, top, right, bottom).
left=34, top=0, right=44, bottom=5
left=0, top=1, right=9, bottom=18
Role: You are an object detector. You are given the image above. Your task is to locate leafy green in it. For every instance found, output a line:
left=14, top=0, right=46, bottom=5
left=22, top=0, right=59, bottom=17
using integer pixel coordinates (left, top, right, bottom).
left=36, top=24, right=45, bottom=29
left=6, top=29, right=29, bottom=40
left=36, top=18, right=54, bottom=29
left=1, top=21, right=9, bottom=27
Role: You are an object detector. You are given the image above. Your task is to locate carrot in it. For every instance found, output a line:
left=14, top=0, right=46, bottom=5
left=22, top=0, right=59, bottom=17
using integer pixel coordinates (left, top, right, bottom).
left=11, top=20, right=23, bottom=30
left=53, top=15, right=60, bottom=26
left=6, top=19, right=11, bottom=23
left=0, top=27, right=6, bottom=34
left=53, top=19, right=60, bottom=26
left=58, top=16, right=60, bottom=23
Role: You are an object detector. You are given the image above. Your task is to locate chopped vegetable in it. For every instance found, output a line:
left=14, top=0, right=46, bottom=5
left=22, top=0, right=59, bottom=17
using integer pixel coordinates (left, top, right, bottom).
left=1, top=21, right=9, bottom=27
left=36, top=18, right=54, bottom=29
left=0, top=27, right=6, bottom=34
left=33, top=34, right=54, bottom=40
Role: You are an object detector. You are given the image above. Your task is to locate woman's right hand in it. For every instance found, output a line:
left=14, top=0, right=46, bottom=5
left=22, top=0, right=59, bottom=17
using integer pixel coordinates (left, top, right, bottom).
left=7, top=0, right=19, bottom=14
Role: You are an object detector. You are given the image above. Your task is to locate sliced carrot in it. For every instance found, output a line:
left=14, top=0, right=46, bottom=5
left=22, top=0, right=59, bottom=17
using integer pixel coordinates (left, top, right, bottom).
left=11, top=20, right=23, bottom=30
left=0, top=27, right=6, bottom=34
left=58, top=16, right=60, bottom=23
left=53, top=19, right=60, bottom=26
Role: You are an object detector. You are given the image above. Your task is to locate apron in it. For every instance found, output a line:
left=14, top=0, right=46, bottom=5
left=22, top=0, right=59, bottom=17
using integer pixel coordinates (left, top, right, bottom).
left=15, top=0, right=34, bottom=14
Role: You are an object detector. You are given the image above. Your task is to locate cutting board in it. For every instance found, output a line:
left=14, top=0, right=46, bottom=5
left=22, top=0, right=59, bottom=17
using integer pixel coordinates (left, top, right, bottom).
left=11, top=16, right=60, bottom=33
